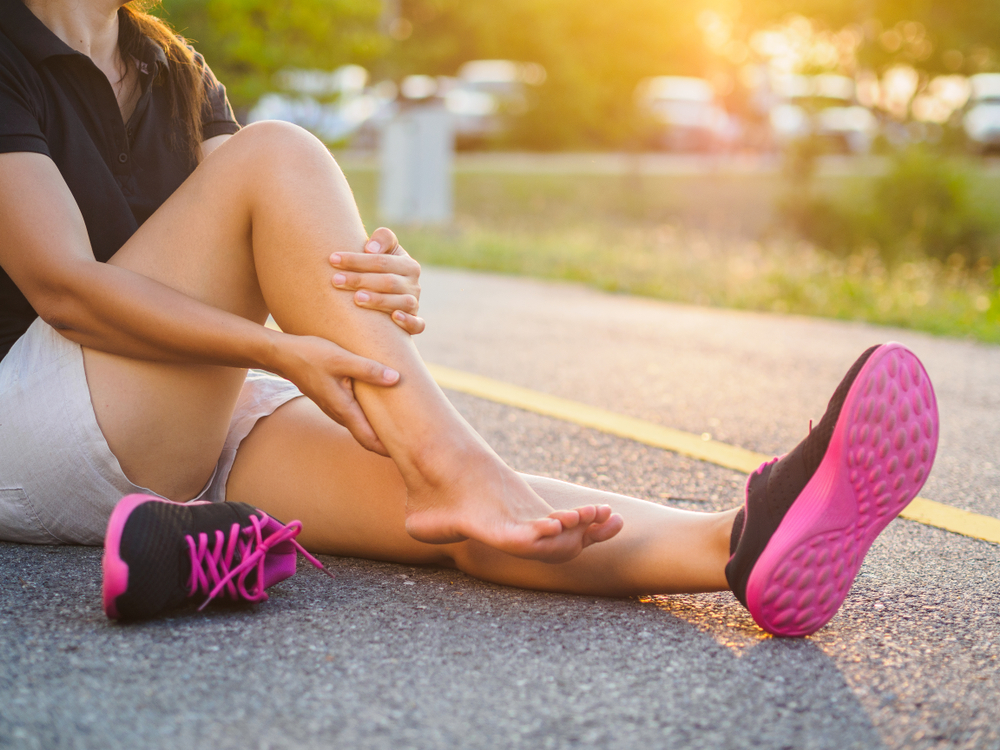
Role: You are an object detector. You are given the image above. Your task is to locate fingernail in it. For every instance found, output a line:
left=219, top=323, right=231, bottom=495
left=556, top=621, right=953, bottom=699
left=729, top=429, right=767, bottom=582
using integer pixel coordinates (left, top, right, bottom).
left=365, top=241, right=380, bottom=253
left=384, top=368, right=399, bottom=382
left=356, top=291, right=370, bottom=302
left=333, top=273, right=346, bottom=286
left=393, top=311, right=405, bottom=321
left=331, top=253, right=341, bottom=265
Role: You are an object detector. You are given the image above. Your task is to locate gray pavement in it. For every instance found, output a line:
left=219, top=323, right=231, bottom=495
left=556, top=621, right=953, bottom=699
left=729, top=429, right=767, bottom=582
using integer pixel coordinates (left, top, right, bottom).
left=2, top=268, right=998, bottom=749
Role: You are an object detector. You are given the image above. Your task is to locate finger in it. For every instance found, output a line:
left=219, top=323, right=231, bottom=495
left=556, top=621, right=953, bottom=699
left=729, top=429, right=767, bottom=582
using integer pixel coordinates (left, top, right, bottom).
left=335, top=353, right=400, bottom=387
left=392, top=311, right=426, bottom=335
left=354, top=291, right=419, bottom=315
left=365, top=227, right=399, bottom=255
left=333, top=271, right=410, bottom=294
left=337, top=400, right=390, bottom=456
left=332, top=252, right=419, bottom=277
left=322, top=375, right=391, bottom=456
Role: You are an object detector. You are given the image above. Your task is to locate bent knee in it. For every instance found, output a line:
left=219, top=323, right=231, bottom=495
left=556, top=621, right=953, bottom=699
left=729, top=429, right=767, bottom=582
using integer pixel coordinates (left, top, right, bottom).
left=224, top=121, right=336, bottom=180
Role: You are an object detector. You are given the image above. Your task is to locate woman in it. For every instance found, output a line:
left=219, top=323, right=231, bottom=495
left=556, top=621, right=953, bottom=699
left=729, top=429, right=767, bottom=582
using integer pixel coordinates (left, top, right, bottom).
left=0, top=0, right=938, bottom=636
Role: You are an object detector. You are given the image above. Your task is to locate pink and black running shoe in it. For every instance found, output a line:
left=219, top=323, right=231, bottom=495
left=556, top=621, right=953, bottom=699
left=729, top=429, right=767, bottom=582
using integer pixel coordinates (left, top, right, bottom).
left=102, top=494, right=331, bottom=620
left=725, top=343, right=938, bottom=637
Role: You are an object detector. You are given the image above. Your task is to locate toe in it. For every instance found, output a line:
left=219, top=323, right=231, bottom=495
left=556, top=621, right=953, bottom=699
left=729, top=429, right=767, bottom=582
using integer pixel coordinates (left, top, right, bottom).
left=532, top=516, right=565, bottom=539
left=529, top=533, right=587, bottom=563
left=593, top=505, right=613, bottom=524
left=583, top=513, right=624, bottom=547
left=549, top=509, right=582, bottom=529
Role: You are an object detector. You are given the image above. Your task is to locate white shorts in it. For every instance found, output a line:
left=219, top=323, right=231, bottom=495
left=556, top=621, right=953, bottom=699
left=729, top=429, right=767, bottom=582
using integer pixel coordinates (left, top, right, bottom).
left=0, top=318, right=303, bottom=546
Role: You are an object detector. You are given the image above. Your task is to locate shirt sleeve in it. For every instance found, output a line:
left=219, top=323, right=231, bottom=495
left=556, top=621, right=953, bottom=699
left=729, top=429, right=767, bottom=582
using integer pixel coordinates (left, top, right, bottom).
left=0, top=48, right=49, bottom=157
left=192, top=51, right=240, bottom=140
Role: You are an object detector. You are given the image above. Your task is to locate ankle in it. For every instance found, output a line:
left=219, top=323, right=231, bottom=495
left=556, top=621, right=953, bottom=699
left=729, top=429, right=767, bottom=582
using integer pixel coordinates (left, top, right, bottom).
left=720, top=507, right=742, bottom=555
left=405, top=432, right=501, bottom=493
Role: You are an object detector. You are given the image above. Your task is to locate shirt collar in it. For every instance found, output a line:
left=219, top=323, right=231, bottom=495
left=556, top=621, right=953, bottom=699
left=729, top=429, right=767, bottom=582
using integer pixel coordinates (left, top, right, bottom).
left=0, top=0, right=169, bottom=75
left=0, top=0, right=81, bottom=64
left=142, top=34, right=168, bottom=77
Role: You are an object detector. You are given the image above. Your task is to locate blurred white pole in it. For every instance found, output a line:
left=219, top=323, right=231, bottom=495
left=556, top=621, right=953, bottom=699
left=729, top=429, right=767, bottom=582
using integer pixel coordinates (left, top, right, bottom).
left=379, top=103, right=454, bottom=224
left=380, top=0, right=400, bottom=34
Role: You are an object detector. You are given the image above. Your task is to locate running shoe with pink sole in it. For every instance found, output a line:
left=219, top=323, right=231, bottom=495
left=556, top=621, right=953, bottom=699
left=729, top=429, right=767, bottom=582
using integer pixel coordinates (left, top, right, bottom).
left=725, top=343, right=939, bottom=637
left=103, top=494, right=331, bottom=620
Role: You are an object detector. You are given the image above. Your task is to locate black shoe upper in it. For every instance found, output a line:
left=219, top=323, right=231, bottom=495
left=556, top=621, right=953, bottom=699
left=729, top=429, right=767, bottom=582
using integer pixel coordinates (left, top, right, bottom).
left=113, top=501, right=263, bottom=620
left=724, top=344, right=880, bottom=607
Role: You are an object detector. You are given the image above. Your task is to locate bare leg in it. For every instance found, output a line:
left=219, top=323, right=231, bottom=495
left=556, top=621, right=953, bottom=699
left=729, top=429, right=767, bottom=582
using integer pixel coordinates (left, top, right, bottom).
left=227, top=397, right=736, bottom=595
left=85, top=122, right=620, bottom=562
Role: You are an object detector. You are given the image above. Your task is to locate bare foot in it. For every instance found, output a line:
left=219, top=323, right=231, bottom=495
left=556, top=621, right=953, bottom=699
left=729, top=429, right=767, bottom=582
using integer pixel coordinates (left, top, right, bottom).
left=404, top=455, right=624, bottom=563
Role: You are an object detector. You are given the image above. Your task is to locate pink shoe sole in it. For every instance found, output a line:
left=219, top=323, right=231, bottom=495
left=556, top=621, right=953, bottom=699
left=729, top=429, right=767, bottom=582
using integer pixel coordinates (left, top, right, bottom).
left=745, top=343, right=939, bottom=637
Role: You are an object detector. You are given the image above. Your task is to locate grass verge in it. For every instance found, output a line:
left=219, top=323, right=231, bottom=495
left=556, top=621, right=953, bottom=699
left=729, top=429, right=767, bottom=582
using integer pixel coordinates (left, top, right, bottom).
left=343, top=168, right=999, bottom=344
left=406, top=223, right=999, bottom=343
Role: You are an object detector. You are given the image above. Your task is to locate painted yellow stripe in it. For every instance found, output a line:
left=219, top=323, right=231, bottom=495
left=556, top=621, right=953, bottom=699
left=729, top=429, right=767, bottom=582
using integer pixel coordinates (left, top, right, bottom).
left=427, top=362, right=1000, bottom=546
left=901, top=498, right=1000, bottom=543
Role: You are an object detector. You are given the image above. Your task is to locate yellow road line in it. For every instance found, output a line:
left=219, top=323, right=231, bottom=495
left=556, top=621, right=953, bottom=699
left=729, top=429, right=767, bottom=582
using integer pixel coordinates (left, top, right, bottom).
left=427, top=362, right=1000, bottom=546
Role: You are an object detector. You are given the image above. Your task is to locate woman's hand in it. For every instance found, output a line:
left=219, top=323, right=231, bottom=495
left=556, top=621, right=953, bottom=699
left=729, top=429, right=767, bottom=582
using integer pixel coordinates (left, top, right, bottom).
left=275, top=332, right=400, bottom=456
left=330, top=227, right=425, bottom=335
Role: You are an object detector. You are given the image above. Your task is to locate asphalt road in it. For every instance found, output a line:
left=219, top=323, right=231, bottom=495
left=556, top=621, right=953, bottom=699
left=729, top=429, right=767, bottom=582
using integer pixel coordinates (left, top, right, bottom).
left=1, top=268, right=998, bottom=750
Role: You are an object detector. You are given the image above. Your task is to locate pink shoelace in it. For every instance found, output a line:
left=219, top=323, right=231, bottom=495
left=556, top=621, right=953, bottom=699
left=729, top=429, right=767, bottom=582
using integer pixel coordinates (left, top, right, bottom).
left=184, top=514, right=332, bottom=610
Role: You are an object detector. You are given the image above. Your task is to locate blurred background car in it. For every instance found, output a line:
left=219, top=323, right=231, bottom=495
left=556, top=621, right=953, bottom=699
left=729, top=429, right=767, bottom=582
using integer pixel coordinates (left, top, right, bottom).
left=441, top=60, right=547, bottom=146
left=769, top=74, right=878, bottom=154
left=250, top=59, right=545, bottom=149
left=248, top=65, right=397, bottom=145
left=635, top=76, right=739, bottom=152
left=962, top=74, right=1000, bottom=154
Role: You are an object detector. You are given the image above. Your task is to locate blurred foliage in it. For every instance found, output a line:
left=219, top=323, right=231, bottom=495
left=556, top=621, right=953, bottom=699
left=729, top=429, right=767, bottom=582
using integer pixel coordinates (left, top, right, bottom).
left=153, top=0, right=1000, bottom=143
left=779, top=145, right=1000, bottom=264
left=400, top=222, right=999, bottom=343
left=153, top=0, right=1000, bottom=299
left=157, top=0, right=387, bottom=109
left=339, top=165, right=998, bottom=342
left=381, top=0, right=1000, bottom=148
left=710, top=0, right=1000, bottom=74
left=379, top=0, right=711, bottom=149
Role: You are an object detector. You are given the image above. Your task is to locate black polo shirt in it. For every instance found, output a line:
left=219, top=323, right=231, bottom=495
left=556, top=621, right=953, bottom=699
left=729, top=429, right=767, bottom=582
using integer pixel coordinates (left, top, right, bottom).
left=0, top=0, right=240, bottom=359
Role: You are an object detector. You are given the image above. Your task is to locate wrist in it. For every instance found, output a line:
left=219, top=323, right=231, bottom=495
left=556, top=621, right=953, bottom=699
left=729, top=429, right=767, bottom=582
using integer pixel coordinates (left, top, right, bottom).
left=254, top=326, right=295, bottom=379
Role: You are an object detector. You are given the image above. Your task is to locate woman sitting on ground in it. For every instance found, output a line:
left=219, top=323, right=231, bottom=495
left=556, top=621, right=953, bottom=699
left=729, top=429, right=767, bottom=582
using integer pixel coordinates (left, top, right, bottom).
left=0, top=0, right=938, bottom=636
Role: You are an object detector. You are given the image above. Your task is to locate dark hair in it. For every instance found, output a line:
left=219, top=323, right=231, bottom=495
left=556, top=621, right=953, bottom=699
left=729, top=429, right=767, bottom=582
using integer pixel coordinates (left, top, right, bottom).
left=118, top=1, right=207, bottom=162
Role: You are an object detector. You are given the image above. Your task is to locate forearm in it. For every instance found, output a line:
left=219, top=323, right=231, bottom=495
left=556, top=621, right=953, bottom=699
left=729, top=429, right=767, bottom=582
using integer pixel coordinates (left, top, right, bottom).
left=42, top=258, right=287, bottom=374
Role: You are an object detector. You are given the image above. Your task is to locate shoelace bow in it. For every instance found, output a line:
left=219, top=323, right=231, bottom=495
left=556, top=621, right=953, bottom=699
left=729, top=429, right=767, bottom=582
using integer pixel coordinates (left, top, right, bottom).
left=185, top=514, right=332, bottom=610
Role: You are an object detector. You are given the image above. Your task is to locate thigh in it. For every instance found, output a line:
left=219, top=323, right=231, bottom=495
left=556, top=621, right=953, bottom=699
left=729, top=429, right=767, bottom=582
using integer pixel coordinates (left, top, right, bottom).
left=83, top=126, right=298, bottom=500
left=226, top=396, right=455, bottom=566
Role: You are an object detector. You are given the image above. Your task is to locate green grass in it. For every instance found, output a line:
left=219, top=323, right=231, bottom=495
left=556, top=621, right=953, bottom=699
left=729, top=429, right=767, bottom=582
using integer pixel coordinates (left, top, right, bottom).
left=342, top=168, right=1000, bottom=344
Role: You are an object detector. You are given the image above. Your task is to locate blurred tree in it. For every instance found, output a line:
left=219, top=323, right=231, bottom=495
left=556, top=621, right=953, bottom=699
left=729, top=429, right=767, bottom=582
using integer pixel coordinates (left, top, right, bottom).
left=729, top=0, right=1000, bottom=74
left=152, top=0, right=1000, bottom=144
left=158, top=0, right=387, bottom=111
left=381, top=0, right=712, bottom=149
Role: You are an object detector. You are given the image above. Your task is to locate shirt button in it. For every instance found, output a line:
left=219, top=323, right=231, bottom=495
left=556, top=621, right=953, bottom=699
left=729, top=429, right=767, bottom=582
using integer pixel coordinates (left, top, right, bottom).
left=118, top=153, right=129, bottom=163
